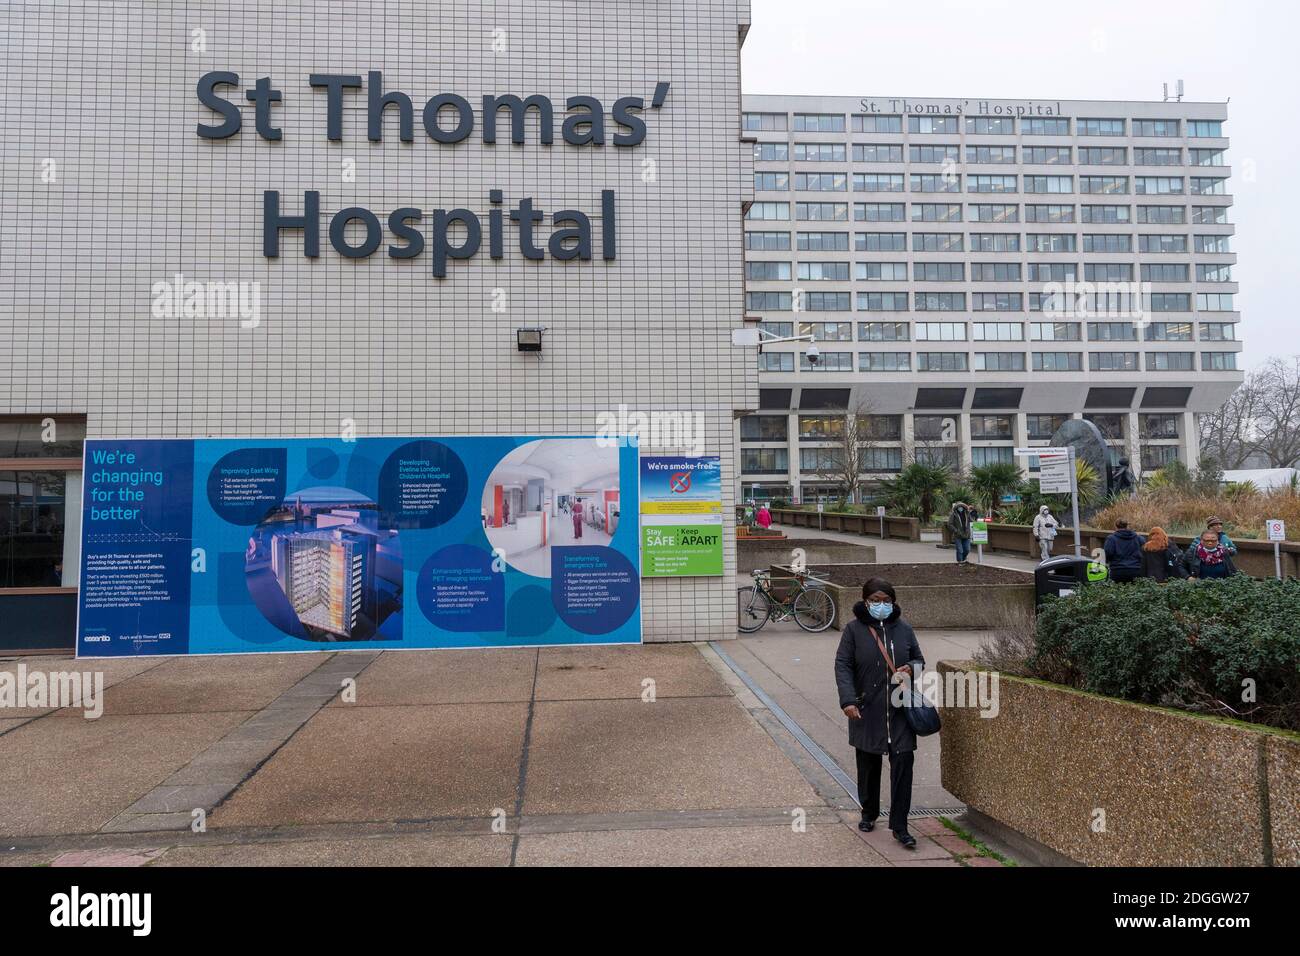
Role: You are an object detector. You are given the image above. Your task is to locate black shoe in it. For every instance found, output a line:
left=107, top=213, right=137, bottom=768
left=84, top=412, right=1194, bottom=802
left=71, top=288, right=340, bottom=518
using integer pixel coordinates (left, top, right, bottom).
left=858, top=818, right=875, bottom=832
left=892, top=829, right=917, bottom=849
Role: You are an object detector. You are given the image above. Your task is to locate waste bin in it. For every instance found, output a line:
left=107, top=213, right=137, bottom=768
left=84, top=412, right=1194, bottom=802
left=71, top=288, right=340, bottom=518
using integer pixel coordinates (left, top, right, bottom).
left=1034, top=555, right=1108, bottom=607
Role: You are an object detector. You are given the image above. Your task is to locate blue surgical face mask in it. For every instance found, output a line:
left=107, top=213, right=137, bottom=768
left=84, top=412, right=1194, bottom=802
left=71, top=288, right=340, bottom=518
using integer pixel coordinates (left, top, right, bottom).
left=868, top=602, right=893, bottom=621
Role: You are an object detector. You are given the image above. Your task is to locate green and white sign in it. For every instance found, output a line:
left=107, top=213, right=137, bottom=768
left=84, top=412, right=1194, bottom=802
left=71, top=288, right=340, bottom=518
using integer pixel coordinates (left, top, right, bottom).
left=641, top=522, right=723, bottom=576
left=971, top=520, right=989, bottom=545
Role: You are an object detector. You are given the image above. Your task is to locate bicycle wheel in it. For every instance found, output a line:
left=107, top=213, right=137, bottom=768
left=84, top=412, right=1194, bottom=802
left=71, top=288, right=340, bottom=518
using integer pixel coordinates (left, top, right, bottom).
left=736, top=586, right=771, bottom=633
left=793, top=587, right=836, bottom=632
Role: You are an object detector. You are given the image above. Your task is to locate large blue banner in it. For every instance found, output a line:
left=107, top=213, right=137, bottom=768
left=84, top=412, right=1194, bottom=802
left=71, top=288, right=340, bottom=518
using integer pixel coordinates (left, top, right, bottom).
left=76, top=436, right=640, bottom=656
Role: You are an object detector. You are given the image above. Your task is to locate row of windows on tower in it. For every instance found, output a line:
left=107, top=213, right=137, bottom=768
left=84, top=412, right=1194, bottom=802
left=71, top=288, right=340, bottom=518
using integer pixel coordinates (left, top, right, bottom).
left=742, top=113, right=1225, bottom=137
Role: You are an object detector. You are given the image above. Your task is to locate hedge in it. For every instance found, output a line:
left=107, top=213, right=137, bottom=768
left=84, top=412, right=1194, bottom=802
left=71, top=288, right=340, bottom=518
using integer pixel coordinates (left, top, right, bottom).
left=1030, top=576, right=1300, bottom=732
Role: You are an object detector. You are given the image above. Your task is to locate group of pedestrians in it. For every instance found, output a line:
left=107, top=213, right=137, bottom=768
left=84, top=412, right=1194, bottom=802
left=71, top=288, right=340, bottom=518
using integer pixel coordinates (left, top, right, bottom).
left=950, top=501, right=1065, bottom=564
left=742, top=500, right=772, bottom=530
left=1103, top=516, right=1238, bottom=581
left=951, top=498, right=1240, bottom=583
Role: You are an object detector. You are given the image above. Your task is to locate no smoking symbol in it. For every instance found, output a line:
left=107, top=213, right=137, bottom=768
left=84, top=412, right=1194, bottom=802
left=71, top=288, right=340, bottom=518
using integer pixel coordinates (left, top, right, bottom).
left=670, top=471, right=692, bottom=494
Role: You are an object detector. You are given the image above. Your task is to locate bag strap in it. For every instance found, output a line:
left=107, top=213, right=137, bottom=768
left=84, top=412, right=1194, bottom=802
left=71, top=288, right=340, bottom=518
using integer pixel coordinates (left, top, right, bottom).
left=868, top=625, right=896, bottom=674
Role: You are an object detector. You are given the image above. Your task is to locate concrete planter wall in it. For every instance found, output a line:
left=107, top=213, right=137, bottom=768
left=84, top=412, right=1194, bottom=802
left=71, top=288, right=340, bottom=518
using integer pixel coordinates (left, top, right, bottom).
left=770, top=564, right=1034, bottom=629
left=767, top=508, right=921, bottom=542
left=937, top=662, right=1300, bottom=866
left=737, top=539, right=875, bottom=572
left=942, top=522, right=1300, bottom=579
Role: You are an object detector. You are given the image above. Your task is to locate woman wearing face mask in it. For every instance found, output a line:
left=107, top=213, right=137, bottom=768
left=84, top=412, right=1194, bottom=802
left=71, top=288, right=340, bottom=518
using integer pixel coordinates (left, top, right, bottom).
left=833, top=576, right=925, bottom=848
left=1185, top=529, right=1235, bottom=580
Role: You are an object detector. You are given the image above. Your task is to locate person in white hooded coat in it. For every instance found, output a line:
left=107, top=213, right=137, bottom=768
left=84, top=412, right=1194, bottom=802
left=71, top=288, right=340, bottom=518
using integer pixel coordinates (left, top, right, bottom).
left=1032, top=505, right=1059, bottom=561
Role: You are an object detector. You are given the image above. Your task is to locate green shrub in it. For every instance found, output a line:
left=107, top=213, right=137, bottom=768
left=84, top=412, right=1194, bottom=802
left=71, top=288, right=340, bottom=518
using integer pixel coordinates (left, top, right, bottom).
left=1030, top=576, right=1300, bottom=732
left=942, top=480, right=977, bottom=513
left=877, top=462, right=952, bottom=524
left=970, top=462, right=1023, bottom=516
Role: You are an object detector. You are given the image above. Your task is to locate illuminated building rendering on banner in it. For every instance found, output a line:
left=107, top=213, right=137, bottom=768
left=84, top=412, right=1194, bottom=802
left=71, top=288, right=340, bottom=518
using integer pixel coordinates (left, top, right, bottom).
left=273, top=526, right=376, bottom=639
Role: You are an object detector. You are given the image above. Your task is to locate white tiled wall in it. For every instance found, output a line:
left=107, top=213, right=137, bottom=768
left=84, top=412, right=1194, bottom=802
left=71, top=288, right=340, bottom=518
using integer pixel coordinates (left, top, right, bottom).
left=0, top=0, right=757, bottom=641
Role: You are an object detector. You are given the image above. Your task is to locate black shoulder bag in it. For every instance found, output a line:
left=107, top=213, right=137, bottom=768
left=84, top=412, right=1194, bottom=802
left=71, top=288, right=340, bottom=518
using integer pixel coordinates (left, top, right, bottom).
left=869, top=625, right=941, bottom=737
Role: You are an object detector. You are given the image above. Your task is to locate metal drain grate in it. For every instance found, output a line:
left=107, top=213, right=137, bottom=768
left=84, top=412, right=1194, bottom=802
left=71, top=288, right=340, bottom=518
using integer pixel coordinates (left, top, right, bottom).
left=708, top=643, right=970, bottom=821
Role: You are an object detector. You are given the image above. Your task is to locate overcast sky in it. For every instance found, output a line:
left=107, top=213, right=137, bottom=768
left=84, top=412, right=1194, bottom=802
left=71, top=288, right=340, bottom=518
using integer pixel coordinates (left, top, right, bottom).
left=743, top=0, right=1296, bottom=371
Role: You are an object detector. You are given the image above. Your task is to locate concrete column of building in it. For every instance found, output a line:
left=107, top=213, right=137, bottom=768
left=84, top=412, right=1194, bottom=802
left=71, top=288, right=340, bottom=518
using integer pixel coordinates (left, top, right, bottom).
left=787, top=410, right=800, bottom=501
left=902, top=412, right=916, bottom=465
left=1182, top=411, right=1201, bottom=467
left=1014, top=412, right=1029, bottom=476
left=958, top=412, right=972, bottom=472
left=1126, top=411, right=1141, bottom=476
left=732, top=414, right=741, bottom=503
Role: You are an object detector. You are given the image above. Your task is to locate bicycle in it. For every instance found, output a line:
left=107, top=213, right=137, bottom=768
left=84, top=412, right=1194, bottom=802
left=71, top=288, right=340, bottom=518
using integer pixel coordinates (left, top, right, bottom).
left=737, top=568, right=837, bottom=633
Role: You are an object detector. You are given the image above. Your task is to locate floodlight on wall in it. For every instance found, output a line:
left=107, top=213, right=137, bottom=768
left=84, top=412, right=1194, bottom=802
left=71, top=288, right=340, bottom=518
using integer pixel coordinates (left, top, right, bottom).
left=516, top=328, right=546, bottom=352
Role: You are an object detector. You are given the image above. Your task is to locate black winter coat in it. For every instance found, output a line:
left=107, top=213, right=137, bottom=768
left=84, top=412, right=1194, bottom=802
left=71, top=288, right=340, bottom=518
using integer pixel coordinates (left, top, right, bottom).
left=834, top=602, right=925, bottom=755
left=1140, top=544, right=1187, bottom=581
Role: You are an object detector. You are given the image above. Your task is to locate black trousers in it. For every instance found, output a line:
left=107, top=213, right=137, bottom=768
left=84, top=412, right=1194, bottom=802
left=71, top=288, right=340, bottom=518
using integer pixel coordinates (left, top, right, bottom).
left=856, top=747, right=914, bottom=833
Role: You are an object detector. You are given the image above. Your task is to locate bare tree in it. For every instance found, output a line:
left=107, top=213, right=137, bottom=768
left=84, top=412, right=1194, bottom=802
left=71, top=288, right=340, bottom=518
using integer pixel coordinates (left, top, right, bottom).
left=1198, top=376, right=1264, bottom=469
left=1199, top=356, right=1300, bottom=469
left=809, top=396, right=879, bottom=506
left=909, top=413, right=961, bottom=470
left=1254, top=357, right=1300, bottom=468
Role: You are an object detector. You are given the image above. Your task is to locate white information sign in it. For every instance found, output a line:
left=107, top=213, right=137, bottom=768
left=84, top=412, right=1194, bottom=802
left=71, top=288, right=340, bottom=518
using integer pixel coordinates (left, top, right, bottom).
left=1038, top=456, right=1073, bottom=494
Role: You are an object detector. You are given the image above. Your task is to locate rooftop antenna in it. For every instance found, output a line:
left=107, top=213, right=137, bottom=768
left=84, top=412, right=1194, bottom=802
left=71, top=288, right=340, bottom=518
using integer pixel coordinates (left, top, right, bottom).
left=1162, top=80, right=1185, bottom=102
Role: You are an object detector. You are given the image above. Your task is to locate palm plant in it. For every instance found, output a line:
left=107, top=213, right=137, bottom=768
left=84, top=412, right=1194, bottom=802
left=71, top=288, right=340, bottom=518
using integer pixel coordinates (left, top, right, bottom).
left=1223, top=480, right=1259, bottom=502
left=1074, top=459, right=1101, bottom=507
left=1001, top=480, right=1046, bottom=524
left=878, top=461, right=952, bottom=524
left=970, top=462, right=1023, bottom=517
left=942, top=477, right=977, bottom=514
left=1144, top=459, right=1194, bottom=495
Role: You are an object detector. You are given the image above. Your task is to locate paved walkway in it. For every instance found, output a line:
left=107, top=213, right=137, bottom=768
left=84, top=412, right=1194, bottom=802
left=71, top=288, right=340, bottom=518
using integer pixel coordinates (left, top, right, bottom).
left=731, top=522, right=1028, bottom=816
left=774, top=520, right=1043, bottom=574
left=730, top=628, right=980, bottom=811
left=0, top=643, right=1004, bottom=867
left=0, top=522, right=1026, bottom=867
